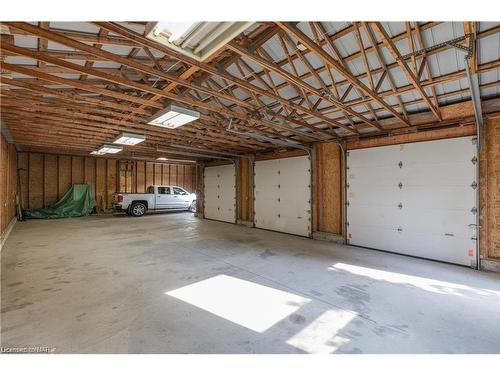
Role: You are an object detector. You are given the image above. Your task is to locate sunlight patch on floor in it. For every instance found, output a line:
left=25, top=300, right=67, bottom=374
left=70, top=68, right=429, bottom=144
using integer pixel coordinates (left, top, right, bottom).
left=286, top=309, right=356, bottom=353
left=166, top=274, right=310, bottom=332
left=330, top=263, right=498, bottom=296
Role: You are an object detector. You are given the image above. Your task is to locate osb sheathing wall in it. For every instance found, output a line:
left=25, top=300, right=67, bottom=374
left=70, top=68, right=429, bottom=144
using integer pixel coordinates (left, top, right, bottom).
left=17, top=152, right=196, bottom=212
left=313, top=143, right=342, bottom=235
left=480, top=117, right=500, bottom=260
left=0, top=134, right=17, bottom=237
left=237, top=158, right=253, bottom=223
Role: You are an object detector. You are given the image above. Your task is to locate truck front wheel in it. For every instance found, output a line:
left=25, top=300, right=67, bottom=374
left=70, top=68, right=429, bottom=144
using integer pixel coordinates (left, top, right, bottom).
left=189, top=200, right=197, bottom=213
left=130, top=202, right=147, bottom=217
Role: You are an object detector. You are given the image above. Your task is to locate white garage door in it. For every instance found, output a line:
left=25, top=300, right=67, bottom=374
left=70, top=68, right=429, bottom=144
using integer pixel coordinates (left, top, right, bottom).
left=204, top=164, right=236, bottom=223
left=347, top=136, right=478, bottom=266
left=254, top=155, right=311, bottom=237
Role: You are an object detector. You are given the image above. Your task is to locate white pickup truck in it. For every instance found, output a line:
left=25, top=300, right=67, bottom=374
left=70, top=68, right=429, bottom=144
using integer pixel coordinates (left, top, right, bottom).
left=112, top=185, right=197, bottom=217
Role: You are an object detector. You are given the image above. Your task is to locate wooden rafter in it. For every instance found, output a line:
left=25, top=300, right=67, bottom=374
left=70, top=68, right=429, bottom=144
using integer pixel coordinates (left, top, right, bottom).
left=370, top=22, right=442, bottom=121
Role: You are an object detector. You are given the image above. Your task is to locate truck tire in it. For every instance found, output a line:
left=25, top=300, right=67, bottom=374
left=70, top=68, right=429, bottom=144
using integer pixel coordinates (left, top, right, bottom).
left=130, top=202, right=147, bottom=217
left=189, top=200, right=197, bottom=213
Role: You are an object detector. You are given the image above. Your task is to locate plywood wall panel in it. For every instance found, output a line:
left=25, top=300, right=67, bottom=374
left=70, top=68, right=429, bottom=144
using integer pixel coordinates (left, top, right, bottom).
left=136, top=161, right=146, bottom=193
left=44, top=154, right=58, bottom=206
left=84, top=157, right=95, bottom=185
left=481, top=118, right=500, bottom=260
left=106, top=159, right=116, bottom=210
left=0, top=135, right=17, bottom=237
left=95, top=158, right=106, bottom=212
left=145, top=162, right=154, bottom=188
left=58, top=155, right=72, bottom=199
left=236, top=158, right=253, bottom=222
left=162, top=164, right=170, bottom=185
left=28, top=153, right=44, bottom=210
left=170, top=164, right=178, bottom=186
left=17, top=152, right=28, bottom=212
left=71, top=156, right=84, bottom=185
left=313, top=143, right=342, bottom=235
left=154, top=163, right=162, bottom=185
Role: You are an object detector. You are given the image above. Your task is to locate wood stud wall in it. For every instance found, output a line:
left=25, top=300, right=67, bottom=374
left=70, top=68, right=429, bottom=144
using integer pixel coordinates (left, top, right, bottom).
left=17, top=152, right=196, bottom=212
left=0, top=134, right=17, bottom=237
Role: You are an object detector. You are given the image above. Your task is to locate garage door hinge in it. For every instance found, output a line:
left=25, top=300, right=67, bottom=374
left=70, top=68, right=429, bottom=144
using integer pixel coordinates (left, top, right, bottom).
left=472, top=137, right=478, bottom=145
left=471, top=156, right=478, bottom=165
left=397, top=226, right=403, bottom=232
left=398, top=161, right=403, bottom=168
left=346, top=221, right=350, bottom=226
left=471, top=206, right=477, bottom=214
left=398, top=202, right=403, bottom=209
left=346, top=183, right=350, bottom=189
left=346, top=200, right=350, bottom=206
left=471, top=181, right=478, bottom=189
left=398, top=182, right=403, bottom=189
left=346, top=151, right=350, bottom=157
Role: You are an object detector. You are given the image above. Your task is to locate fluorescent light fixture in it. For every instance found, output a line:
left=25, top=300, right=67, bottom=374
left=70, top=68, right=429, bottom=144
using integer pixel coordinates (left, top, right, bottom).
left=112, top=132, right=146, bottom=145
left=90, top=150, right=106, bottom=156
left=166, top=275, right=310, bottom=332
left=156, top=157, right=196, bottom=163
left=146, top=22, right=253, bottom=61
left=296, top=42, right=307, bottom=51
left=98, top=144, right=123, bottom=154
left=147, top=105, right=200, bottom=129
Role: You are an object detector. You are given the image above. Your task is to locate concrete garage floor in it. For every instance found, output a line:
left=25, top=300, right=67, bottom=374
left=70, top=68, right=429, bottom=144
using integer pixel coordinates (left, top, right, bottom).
left=1, top=213, right=499, bottom=354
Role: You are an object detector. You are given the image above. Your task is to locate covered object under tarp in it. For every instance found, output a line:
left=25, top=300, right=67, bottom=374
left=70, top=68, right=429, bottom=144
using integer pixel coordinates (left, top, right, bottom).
left=24, top=184, right=96, bottom=219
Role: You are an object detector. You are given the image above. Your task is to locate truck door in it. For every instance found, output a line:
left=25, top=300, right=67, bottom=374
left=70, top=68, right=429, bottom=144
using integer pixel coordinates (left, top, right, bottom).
left=155, top=186, right=175, bottom=208
left=172, top=187, right=191, bottom=208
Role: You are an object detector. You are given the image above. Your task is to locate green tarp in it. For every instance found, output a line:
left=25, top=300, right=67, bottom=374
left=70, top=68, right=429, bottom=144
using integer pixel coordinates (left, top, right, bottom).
left=25, top=184, right=96, bottom=219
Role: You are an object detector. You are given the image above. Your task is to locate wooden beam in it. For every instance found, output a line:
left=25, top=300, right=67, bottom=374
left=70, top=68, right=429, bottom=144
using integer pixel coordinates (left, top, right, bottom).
left=276, top=22, right=410, bottom=127
left=371, top=22, right=442, bottom=121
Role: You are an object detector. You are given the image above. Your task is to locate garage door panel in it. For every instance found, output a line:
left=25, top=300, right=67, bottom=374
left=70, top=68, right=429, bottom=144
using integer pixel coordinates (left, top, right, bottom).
left=349, top=204, right=403, bottom=228
left=347, top=136, right=477, bottom=266
left=348, top=146, right=402, bottom=168
left=349, top=165, right=402, bottom=187
left=402, top=162, right=475, bottom=186
left=204, top=164, right=236, bottom=223
left=349, top=186, right=403, bottom=205
left=400, top=207, right=475, bottom=235
left=254, top=156, right=311, bottom=237
left=402, top=186, right=475, bottom=210
left=348, top=225, right=406, bottom=252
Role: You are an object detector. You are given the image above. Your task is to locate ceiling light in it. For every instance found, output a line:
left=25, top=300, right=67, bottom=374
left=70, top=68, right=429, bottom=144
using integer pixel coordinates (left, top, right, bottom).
left=147, top=105, right=200, bottom=129
left=112, top=132, right=146, bottom=145
left=98, top=144, right=123, bottom=154
left=156, top=157, right=196, bottom=163
left=90, top=150, right=106, bottom=155
left=146, top=21, right=253, bottom=61
left=296, top=42, right=307, bottom=51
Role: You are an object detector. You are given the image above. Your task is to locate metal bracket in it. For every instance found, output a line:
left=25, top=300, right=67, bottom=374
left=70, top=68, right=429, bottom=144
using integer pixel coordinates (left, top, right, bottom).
left=398, top=161, right=403, bottom=168
left=471, top=181, right=478, bottom=190
left=398, top=202, right=403, bottom=209
left=398, top=182, right=403, bottom=189
left=471, top=156, right=478, bottom=165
